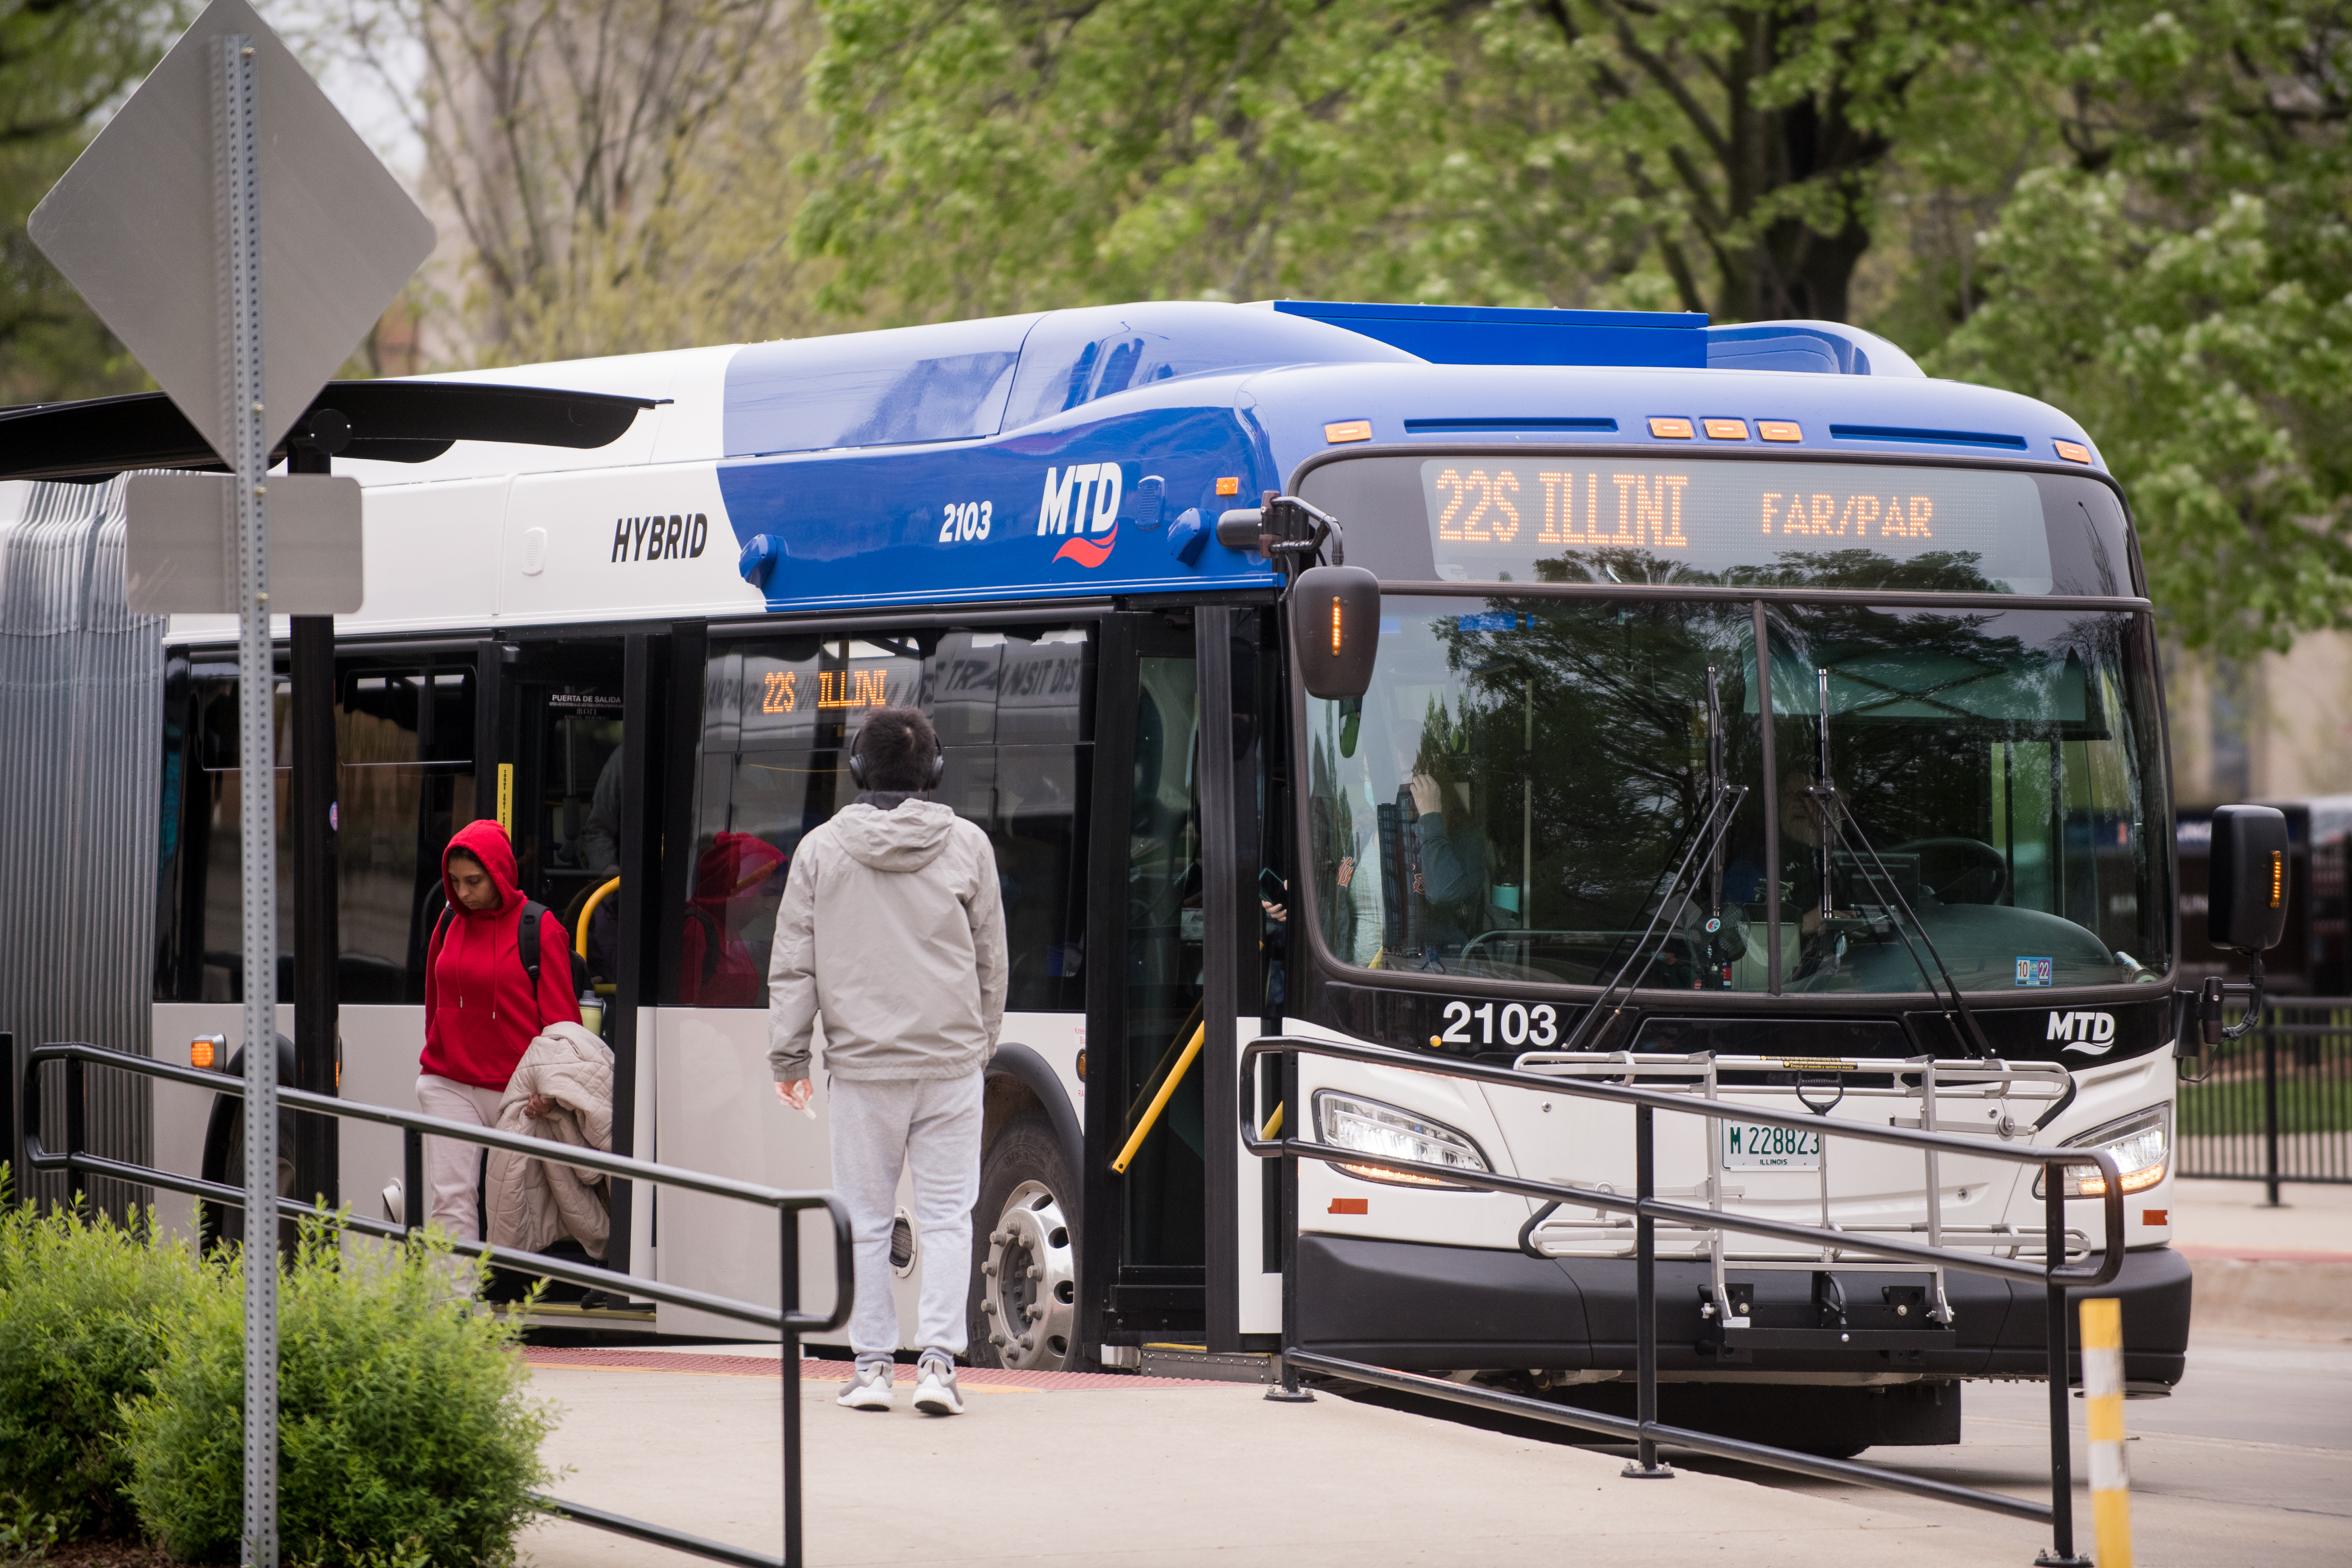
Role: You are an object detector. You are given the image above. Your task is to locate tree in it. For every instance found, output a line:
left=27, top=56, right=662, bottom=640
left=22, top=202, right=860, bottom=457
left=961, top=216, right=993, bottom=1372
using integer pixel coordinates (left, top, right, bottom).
left=796, top=0, right=2004, bottom=324
left=0, top=0, right=188, bottom=403
left=1930, top=1, right=2352, bottom=655
left=331, top=0, right=832, bottom=365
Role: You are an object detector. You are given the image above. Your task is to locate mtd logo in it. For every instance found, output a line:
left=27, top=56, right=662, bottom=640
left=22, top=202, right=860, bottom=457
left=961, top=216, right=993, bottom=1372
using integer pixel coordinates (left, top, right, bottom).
left=2046, top=1011, right=2118, bottom=1053
left=1038, top=463, right=1124, bottom=568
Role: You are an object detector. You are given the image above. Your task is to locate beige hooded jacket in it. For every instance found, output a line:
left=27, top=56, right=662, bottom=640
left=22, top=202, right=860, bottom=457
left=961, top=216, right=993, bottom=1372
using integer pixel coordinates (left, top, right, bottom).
left=766, top=797, right=1007, bottom=1084
left=485, top=1021, right=613, bottom=1258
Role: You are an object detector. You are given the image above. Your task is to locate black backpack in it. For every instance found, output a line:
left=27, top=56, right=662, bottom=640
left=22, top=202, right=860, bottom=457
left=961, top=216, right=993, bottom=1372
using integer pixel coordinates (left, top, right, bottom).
left=430, top=900, right=589, bottom=1002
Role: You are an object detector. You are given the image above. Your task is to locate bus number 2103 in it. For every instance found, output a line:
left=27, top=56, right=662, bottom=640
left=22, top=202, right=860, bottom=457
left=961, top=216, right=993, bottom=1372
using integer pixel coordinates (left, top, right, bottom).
left=1439, top=1000, right=1558, bottom=1048
left=939, top=500, right=993, bottom=542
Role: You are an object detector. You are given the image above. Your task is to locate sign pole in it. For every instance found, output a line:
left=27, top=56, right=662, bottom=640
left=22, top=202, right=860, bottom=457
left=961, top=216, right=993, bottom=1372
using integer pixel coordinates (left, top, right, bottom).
left=217, top=32, right=279, bottom=1568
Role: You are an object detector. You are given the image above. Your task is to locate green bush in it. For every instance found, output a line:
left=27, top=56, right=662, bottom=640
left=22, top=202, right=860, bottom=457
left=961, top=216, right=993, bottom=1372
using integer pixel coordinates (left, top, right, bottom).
left=123, top=1216, right=555, bottom=1567
left=0, top=1192, right=211, bottom=1538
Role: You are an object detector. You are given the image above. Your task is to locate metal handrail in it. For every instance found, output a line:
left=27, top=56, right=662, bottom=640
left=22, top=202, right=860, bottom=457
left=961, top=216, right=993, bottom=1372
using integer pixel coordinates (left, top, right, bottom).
left=1241, top=1033, right=2125, bottom=1567
left=16, top=1041, right=849, bottom=1568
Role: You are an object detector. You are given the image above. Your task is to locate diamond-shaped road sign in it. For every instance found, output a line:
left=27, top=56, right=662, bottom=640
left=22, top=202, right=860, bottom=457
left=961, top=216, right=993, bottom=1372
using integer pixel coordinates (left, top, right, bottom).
left=29, top=0, right=435, bottom=465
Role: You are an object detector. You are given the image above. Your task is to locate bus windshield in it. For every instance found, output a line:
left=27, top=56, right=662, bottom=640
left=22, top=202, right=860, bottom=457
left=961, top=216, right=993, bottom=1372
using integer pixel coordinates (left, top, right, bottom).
left=1302, top=596, right=2169, bottom=995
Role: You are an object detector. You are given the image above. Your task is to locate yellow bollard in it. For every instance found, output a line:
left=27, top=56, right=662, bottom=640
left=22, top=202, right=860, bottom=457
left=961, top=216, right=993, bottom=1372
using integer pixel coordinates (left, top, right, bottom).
left=2080, top=1297, right=2132, bottom=1567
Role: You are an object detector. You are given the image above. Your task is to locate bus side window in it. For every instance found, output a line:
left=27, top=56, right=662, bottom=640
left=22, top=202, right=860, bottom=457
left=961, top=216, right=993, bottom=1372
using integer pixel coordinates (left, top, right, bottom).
left=155, top=657, right=475, bottom=1007
left=340, top=663, right=476, bottom=1004
left=685, top=626, right=1091, bottom=1010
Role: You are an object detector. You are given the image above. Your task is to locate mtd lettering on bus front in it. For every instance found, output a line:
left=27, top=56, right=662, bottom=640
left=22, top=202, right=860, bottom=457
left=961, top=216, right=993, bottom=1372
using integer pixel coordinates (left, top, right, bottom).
left=1415, top=458, right=2055, bottom=591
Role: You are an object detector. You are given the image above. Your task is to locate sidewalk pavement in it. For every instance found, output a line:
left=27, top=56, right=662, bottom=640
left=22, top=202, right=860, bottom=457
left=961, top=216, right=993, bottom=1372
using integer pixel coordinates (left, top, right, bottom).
left=2172, top=1177, right=2352, bottom=1340
left=515, top=1350, right=2037, bottom=1568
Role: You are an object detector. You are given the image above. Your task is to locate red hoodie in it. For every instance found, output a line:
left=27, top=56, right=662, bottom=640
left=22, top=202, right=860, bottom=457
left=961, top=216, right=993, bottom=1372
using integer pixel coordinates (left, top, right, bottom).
left=422, top=819, right=581, bottom=1089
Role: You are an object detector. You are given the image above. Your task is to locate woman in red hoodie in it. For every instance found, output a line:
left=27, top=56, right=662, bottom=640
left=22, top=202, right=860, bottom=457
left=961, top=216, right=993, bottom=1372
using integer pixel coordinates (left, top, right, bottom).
left=419, top=819, right=581, bottom=1240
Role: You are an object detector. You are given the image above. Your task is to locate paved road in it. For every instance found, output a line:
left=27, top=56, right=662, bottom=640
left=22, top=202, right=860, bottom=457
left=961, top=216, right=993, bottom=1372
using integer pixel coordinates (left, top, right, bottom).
left=512, top=1329, right=2342, bottom=1565
left=517, top=1353, right=2036, bottom=1566
left=1385, top=1332, right=2350, bottom=1567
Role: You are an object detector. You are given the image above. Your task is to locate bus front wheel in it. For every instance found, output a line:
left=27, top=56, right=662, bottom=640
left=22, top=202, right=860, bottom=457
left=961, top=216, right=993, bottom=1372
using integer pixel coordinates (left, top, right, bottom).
left=968, top=1113, right=1077, bottom=1373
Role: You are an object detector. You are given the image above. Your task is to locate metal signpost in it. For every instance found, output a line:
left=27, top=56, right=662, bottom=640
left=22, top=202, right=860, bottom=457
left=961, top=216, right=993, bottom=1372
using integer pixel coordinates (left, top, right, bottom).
left=218, top=38, right=279, bottom=1562
left=29, top=3, right=432, bottom=1560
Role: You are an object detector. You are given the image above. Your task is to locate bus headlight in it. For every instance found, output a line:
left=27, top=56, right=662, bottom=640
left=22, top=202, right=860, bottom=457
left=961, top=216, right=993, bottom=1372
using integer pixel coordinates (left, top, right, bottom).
left=1313, top=1091, right=1491, bottom=1187
left=2034, top=1104, right=2169, bottom=1199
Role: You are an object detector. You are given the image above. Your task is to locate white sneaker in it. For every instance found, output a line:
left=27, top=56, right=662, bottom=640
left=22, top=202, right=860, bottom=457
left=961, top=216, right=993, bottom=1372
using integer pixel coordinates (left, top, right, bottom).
left=836, top=1360, right=894, bottom=1411
left=912, top=1353, right=963, bottom=1416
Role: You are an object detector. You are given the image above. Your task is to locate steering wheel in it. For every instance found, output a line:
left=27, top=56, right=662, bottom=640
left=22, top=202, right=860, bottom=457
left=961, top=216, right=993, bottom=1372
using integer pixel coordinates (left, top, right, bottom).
left=1889, top=838, right=2008, bottom=905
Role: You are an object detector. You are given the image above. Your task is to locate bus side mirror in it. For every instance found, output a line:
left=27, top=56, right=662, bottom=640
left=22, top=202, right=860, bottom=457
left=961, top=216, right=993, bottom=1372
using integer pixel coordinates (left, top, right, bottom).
left=2208, top=804, right=2289, bottom=954
left=1216, top=507, right=1266, bottom=554
left=1290, top=565, right=1380, bottom=699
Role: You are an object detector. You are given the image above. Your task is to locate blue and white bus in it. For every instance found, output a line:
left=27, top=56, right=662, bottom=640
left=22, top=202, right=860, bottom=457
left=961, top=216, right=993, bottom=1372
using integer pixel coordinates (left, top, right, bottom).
left=147, top=297, right=2191, bottom=1454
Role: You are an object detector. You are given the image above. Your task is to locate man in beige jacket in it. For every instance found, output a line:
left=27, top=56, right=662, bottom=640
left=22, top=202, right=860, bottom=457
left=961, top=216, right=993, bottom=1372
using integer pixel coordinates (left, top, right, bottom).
left=768, top=705, right=1007, bottom=1416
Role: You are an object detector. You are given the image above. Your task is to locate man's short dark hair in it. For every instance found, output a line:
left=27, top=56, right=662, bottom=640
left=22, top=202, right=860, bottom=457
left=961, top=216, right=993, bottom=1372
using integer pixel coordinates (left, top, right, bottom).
left=856, top=706, right=939, bottom=792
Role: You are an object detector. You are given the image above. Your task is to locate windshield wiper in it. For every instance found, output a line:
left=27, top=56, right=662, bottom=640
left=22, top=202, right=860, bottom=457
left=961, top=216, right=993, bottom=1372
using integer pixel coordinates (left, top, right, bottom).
left=1558, top=668, right=1748, bottom=1054
left=1808, top=667, right=1997, bottom=1061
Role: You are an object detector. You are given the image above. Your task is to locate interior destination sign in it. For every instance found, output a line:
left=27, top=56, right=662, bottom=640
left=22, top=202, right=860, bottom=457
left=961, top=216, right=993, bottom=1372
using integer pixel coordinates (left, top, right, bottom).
left=1416, top=459, right=2053, bottom=592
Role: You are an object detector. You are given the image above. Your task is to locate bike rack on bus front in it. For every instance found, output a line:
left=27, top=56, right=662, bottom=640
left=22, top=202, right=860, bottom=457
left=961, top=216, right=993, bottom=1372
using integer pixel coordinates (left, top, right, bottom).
left=11, top=1040, right=852, bottom=1568
left=1239, top=1033, right=2126, bottom=1568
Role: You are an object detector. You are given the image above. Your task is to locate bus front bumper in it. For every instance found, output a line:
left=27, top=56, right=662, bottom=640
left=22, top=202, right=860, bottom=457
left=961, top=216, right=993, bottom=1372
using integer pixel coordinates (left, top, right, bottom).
left=1296, top=1234, right=2192, bottom=1387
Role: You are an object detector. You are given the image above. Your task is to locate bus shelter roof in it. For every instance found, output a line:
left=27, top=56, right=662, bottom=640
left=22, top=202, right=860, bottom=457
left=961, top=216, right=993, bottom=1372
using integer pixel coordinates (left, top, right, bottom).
left=0, top=379, right=659, bottom=483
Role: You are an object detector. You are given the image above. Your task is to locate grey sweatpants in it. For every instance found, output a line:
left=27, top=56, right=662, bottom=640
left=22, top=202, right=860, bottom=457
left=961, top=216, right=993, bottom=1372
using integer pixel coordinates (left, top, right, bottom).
left=829, top=1071, right=983, bottom=1359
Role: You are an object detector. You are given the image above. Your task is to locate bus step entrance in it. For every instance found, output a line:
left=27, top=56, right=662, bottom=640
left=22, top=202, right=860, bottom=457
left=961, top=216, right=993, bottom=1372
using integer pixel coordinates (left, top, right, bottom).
left=1137, top=1343, right=1278, bottom=1384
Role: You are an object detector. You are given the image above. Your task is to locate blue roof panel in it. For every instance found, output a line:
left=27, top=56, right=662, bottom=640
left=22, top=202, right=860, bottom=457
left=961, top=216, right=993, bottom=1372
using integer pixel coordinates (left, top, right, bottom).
left=1272, top=298, right=1709, bottom=369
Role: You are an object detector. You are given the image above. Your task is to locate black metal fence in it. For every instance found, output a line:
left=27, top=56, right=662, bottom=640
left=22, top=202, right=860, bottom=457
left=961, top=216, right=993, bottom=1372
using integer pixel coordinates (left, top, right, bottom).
left=1243, top=1035, right=2127, bottom=1568
left=10, top=1040, right=851, bottom=1568
left=2179, top=995, right=2352, bottom=1202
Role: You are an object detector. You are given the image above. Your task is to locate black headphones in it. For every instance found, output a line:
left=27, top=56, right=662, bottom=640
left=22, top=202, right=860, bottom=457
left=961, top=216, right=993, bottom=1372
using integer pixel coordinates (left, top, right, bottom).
left=847, top=715, right=947, bottom=789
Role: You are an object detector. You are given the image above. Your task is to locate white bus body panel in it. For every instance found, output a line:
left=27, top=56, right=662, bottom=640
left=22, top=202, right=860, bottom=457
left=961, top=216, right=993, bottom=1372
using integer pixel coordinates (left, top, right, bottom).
left=648, top=1007, right=1085, bottom=1346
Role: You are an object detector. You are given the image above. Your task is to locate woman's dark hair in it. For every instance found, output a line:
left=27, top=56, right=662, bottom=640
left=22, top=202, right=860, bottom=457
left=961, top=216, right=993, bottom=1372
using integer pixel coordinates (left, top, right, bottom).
left=446, top=846, right=486, bottom=874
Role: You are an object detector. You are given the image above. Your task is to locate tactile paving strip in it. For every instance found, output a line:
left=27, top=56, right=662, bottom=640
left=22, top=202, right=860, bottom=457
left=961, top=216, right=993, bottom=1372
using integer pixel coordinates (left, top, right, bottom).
left=522, top=1348, right=1212, bottom=1389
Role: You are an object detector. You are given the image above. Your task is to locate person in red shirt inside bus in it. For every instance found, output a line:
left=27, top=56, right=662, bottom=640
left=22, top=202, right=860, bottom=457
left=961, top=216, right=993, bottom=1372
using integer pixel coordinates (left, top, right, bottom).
left=419, top=819, right=580, bottom=1240
left=679, top=831, right=788, bottom=1007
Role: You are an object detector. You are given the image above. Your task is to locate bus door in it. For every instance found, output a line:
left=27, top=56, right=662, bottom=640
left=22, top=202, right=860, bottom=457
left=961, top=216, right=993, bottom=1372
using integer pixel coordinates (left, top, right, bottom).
left=1084, top=605, right=1272, bottom=1358
left=495, top=640, right=627, bottom=997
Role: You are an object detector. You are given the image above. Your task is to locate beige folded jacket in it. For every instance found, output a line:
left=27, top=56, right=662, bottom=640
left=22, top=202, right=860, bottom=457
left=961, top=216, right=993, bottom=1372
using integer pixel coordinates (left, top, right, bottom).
left=485, top=1021, right=613, bottom=1259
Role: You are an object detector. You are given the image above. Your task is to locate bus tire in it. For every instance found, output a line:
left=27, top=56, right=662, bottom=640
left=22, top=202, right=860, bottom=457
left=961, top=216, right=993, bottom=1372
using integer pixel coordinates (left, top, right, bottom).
left=968, top=1112, right=1077, bottom=1374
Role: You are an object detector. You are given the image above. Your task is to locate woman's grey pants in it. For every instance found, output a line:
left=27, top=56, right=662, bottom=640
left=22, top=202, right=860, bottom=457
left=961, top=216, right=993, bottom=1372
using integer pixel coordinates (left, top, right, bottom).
left=828, top=1071, right=984, bottom=1358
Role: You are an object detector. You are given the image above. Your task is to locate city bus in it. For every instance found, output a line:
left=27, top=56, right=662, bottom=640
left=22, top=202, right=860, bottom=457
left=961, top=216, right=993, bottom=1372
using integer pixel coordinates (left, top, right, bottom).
left=146, top=297, right=2192, bottom=1453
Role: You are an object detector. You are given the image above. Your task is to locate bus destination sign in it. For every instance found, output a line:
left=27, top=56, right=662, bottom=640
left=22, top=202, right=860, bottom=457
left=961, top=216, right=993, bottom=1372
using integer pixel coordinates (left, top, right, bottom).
left=1416, top=458, right=2053, bottom=592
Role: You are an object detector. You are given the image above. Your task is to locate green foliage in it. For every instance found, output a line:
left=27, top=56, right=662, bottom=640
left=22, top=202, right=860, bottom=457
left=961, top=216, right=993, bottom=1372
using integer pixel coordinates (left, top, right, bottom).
left=0, top=1492, right=63, bottom=1566
left=796, top=0, right=2010, bottom=323
left=123, top=1216, right=554, bottom=1568
left=0, top=1200, right=211, bottom=1539
left=1928, top=1, right=2352, bottom=657
left=0, top=0, right=188, bottom=403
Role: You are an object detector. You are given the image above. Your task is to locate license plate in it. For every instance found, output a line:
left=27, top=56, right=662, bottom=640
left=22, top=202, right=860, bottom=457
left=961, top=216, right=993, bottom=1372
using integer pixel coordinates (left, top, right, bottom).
left=1723, top=1121, right=1822, bottom=1170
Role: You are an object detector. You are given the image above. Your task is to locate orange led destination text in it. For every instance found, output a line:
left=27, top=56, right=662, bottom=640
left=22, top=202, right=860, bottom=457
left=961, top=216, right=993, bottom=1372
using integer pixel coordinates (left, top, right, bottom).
left=1434, top=468, right=1694, bottom=549
left=1762, top=491, right=1935, bottom=539
left=760, top=668, right=892, bottom=713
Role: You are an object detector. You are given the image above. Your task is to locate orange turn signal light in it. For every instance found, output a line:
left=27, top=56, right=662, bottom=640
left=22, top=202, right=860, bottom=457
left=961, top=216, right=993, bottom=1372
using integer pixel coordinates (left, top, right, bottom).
left=1702, top=418, right=1748, bottom=440
left=1647, top=417, right=1695, bottom=439
left=1215, top=477, right=1241, bottom=496
left=189, top=1037, right=218, bottom=1070
left=2054, top=439, right=2093, bottom=464
left=1323, top=419, right=1373, bottom=444
left=1758, top=420, right=1803, bottom=442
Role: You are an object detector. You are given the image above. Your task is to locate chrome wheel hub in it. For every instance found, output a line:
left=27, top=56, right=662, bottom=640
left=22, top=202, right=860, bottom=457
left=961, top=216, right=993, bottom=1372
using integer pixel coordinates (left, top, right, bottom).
left=981, top=1179, right=1075, bottom=1371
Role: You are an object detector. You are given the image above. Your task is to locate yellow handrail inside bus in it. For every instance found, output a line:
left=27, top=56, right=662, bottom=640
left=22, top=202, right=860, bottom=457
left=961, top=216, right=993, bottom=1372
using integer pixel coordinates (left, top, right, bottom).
left=1112, top=1023, right=1205, bottom=1175
left=1259, top=1102, right=1284, bottom=1140
left=575, top=876, right=620, bottom=959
